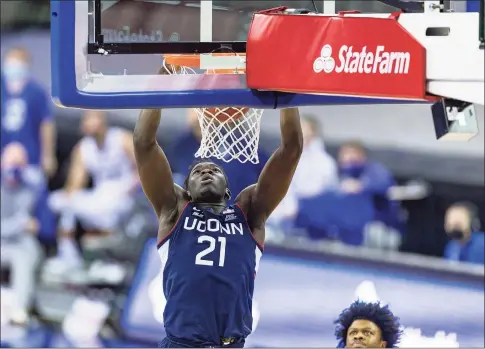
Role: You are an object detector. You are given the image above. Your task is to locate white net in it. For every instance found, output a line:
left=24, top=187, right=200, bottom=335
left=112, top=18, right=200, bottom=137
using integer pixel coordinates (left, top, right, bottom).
left=162, top=57, right=264, bottom=164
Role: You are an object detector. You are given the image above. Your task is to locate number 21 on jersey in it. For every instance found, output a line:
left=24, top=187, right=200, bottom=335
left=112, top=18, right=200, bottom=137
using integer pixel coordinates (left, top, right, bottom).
left=195, top=235, right=226, bottom=267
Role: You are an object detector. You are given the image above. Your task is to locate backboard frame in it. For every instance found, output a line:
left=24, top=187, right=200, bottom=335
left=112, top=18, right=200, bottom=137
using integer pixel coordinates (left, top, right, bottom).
left=53, top=0, right=430, bottom=109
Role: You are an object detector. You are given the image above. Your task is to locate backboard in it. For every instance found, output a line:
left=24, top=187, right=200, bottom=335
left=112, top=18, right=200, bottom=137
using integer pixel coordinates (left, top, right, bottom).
left=88, top=0, right=407, bottom=55
left=50, top=0, right=483, bottom=110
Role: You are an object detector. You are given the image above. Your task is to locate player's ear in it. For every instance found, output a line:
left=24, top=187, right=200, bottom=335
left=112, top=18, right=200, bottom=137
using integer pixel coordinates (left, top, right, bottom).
left=225, top=188, right=232, bottom=200
left=379, top=340, right=387, bottom=348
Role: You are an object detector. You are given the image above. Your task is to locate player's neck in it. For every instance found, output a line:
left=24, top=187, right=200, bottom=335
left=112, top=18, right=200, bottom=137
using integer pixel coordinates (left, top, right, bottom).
left=194, top=202, right=227, bottom=214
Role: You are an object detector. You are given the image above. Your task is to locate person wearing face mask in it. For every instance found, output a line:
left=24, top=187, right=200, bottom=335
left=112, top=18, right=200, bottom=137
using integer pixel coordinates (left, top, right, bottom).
left=0, top=143, right=44, bottom=326
left=444, top=202, right=484, bottom=265
left=339, top=142, right=400, bottom=215
left=337, top=141, right=394, bottom=197
left=1, top=47, right=57, bottom=177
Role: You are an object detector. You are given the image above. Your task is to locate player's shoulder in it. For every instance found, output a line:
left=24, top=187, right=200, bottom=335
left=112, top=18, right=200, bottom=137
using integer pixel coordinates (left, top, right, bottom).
left=235, top=184, right=265, bottom=224
left=174, top=184, right=191, bottom=213
left=156, top=184, right=188, bottom=221
left=234, top=184, right=256, bottom=210
left=174, top=183, right=186, bottom=198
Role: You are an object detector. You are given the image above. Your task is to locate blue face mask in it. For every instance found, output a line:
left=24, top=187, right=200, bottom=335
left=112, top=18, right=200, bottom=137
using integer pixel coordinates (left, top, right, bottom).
left=339, top=162, right=365, bottom=178
left=2, top=168, right=24, bottom=187
left=2, top=61, right=29, bottom=82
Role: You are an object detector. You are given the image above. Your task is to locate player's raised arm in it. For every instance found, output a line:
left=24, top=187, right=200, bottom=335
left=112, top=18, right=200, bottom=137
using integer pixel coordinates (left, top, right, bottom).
left=133, top=108, right=179, bottom=217
left=243, top=107, right=303, bottom=222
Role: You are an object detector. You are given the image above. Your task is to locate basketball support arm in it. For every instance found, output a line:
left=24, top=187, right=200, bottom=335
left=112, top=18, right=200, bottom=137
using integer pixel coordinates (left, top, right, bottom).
left=316, top=12, right=484, bottom=105
left=246, top=9, right=482, bottom=141
left=368, top=11, right=483, bottom=140
left=395, top=12, right=483, bottom=105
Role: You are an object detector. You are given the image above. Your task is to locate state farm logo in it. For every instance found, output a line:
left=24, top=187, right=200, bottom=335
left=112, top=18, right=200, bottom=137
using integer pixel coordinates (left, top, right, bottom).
left=313, top=44, right=336, bottom=73
left=313, top=44, right=411, bottom=74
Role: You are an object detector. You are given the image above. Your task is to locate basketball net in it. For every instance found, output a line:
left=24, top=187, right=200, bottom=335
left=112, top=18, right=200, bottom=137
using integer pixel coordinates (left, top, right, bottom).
left=162, top=56, right=264, bottom=164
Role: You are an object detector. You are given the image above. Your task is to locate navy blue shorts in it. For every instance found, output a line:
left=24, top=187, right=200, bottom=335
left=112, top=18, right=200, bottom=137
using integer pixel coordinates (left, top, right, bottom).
left=159, top=336, right=244, bottom=348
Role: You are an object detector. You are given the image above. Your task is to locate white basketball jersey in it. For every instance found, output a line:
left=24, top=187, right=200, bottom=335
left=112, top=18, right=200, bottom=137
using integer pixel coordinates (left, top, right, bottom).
left=79, top=128, right=133, bottom=188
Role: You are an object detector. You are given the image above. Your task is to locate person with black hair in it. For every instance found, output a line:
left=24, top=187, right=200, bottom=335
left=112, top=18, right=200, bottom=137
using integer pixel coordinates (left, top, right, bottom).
left=133, top=107, right=303, bottom=348
left=168, top=109, right=269, bottom=203
left=444, top=201, right=484, bottom=265
left=334, top=300, right=402, bottom=348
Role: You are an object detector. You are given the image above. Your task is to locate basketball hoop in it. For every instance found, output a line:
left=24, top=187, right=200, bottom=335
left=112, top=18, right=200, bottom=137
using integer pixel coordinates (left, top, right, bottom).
left=163, top=54, right=264, bottom=164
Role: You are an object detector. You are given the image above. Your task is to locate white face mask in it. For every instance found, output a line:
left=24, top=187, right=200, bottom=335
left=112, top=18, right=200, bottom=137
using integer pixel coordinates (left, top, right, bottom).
left=2, top=60, right=29, bottom=82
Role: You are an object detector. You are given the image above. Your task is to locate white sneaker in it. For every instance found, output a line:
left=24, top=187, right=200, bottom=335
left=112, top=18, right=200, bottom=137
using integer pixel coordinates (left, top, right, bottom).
left=43, top=255, right=84, bottom=277
left=9, top=308, right=29, bottom=326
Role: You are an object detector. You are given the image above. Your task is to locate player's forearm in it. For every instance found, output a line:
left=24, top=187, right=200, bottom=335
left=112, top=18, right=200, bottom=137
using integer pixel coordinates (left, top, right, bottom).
left=279, top=108, right=303, bottom=154
left=133, top=109, right=161, bottom=148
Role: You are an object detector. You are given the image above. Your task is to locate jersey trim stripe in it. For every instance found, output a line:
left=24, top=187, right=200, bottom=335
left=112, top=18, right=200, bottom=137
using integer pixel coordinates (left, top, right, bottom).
left=156, top=202, right=190, bottom=249
left=235, top=203, right=264, bottom=252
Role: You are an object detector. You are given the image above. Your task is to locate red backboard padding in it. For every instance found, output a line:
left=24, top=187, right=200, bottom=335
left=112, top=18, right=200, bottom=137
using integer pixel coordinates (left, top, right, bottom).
left=246, top=9, right=428, bottom=100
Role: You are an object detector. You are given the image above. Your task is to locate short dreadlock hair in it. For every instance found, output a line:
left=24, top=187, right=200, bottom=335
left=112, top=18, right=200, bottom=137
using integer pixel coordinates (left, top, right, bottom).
left=334, top=301, right=402, bottom=348
left=183, top=159, right=231, bottom=197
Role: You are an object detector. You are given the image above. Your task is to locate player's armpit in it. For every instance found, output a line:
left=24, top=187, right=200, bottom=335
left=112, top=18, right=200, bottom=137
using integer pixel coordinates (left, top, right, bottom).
left=246, top=108, right=303, bottom=223
left=133, top=108, right=180, bottom=217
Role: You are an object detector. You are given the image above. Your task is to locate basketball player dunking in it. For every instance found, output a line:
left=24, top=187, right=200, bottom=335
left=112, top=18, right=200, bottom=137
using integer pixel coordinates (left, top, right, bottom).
left=133, top=107, right=303, bottom=348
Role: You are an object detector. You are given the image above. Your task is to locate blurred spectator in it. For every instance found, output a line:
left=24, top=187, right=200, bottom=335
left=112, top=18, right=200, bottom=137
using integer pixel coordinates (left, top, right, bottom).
left=338, top=141, right=401, bottom=244
left=1, top=143, right=44, bottom=326
left=337, top=141, right=395, bottom=198
left=295, top=141, right=399, bottom=246
left=268, top=116, right=338, bottom=229
left=1, top=47, right=57, bottom=177
left=46, top=111, right=139, bottom=274
left=443, top=202, right=484, bottom=265
left=291, top=115, right=339, bottom=197
left=168, top=109, right=268, bottom=202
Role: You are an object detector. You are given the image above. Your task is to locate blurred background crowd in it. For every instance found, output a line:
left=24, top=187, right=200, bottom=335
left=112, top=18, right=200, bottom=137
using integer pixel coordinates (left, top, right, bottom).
left=1, top=0, right=484, bottom=348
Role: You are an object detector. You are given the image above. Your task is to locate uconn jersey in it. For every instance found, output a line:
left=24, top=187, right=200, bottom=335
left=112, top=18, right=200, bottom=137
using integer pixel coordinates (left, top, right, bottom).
left=157, top=203, right=263, bottom=346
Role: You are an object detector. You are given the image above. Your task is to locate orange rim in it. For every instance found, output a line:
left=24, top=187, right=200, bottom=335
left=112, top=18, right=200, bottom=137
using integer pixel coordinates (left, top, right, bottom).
left=164, top=53, right=246, bottom=73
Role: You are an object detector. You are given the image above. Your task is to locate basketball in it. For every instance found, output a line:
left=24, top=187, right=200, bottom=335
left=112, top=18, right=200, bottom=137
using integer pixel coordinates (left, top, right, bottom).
left=202, top=107, right=249, bottom=122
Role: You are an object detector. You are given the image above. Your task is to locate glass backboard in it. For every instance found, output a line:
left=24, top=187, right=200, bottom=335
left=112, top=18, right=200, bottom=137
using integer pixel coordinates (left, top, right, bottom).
left=88, top=0, right=404, bottom=54
left=51, top=0, right=482, bottom=109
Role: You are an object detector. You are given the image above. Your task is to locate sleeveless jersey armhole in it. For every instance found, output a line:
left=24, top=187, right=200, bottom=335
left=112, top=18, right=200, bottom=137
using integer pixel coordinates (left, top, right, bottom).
left=157, top=202, right=190, bottom=249
left=235, top=204, right=264, bottom=252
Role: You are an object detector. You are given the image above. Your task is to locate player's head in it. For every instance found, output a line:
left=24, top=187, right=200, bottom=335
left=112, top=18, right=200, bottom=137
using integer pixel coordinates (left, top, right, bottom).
left=445, top=201, right=480, bottom=241
left=81, top=110, right=107, bottom=137
left=334, top=300, right=402, bottom=348
left=2, top=47, right=31, bottom=82
left=184, top=159, right=231, bottom=203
